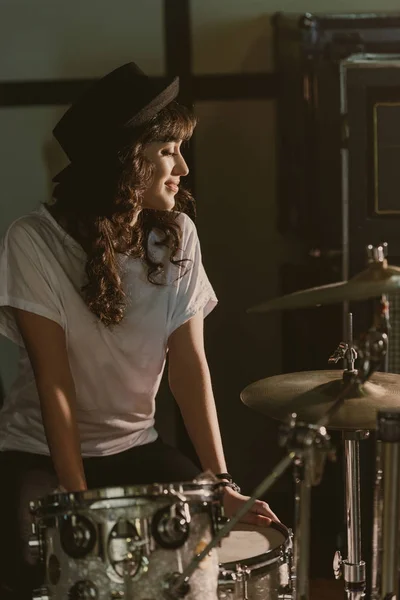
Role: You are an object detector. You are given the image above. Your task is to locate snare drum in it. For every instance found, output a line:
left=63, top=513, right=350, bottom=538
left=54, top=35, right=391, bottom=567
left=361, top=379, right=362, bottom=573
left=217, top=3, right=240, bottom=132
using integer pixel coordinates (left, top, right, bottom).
left=30, top=481, right=223, bottom=599
left=217, top=522, right=292, bottom=599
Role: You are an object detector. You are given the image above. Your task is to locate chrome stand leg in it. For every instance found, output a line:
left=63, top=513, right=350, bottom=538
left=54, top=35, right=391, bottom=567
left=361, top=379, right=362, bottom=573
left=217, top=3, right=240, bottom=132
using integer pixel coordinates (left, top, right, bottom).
left=334, top=431, right=367, bottom=599
left=344, top=434, right=366, bottom=599
left=377, top=411, right=400, bottom=600
left=371, top=440, right=383, bottom=599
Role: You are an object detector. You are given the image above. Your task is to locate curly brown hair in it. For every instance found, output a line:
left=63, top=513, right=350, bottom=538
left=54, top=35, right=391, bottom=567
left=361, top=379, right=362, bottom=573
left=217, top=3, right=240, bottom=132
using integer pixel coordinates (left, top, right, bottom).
left=51, top=101, right=197, bottom=327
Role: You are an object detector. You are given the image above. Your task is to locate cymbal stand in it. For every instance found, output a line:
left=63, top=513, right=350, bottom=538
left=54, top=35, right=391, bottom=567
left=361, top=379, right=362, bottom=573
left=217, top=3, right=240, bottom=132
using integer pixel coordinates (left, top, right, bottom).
left=330, top=303, right=389, bottom=600
left=330, top=313, right=367, bottom=600
left=334, top=429, right=369, bottom=600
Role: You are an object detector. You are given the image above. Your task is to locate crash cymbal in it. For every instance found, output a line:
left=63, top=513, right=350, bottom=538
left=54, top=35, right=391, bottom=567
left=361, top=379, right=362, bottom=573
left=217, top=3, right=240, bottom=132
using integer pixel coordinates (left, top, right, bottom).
left=248, top=260, right=400, bottom=313
left=241, top=370, right=400, bottom=430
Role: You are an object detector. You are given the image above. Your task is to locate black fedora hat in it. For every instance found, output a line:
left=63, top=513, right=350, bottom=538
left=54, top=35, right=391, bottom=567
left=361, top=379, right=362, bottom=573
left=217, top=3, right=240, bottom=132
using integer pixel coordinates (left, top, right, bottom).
left=52, top=62, right=179, bottom=178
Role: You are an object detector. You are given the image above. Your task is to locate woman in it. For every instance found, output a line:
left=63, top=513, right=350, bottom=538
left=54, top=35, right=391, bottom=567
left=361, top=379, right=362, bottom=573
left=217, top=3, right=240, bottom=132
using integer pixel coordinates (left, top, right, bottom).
left=0, top=62, right=278, bottom=598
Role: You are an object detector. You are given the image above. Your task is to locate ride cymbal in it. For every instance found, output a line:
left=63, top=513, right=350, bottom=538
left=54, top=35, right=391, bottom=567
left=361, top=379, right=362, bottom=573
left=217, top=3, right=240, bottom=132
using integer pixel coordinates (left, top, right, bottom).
left=248, top=261, right=400, bottom=313
left=240, top=370, right=400, bottom=430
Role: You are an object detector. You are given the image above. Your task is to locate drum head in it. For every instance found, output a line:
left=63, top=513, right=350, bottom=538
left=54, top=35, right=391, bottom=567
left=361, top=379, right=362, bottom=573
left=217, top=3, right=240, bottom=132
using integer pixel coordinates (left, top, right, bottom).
left=218, top=522, right=287, bottom=568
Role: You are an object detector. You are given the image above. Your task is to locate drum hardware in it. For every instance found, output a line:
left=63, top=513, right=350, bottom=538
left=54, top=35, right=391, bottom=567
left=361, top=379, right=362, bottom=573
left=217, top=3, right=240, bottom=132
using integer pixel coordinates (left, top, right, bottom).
left=279, top=530, right=295, bottom=600
left=333, top=287, right=390, bottom=600
left=108, top=519, right=148, bottom=579
left=323, top=317, right=388, bottom=600
left=371, top=410, right=400, bottom=600
left=47, top=554, right=61, bottom=586
left=211, top=495, right=226, bottom=537
left=31, top=588, right=50, bottom=600
left=328, top=312, right=357, bottom=373
left=29, top=502, right=48, bottom=564
left=60, top=513, right=97, bottom=558
left=371, top=436, right=383, bottom=599
left=278, top=590, right=294, bottom=599
left=28, top=522, right=42, bottom=561
left=68, top=579, right=98, bottom=599
left=163, top=572, right=191, bottom=598
left=218, top=566, right=242, bottom=598
left=224, top=563, right=251, bottom=598
left=164, top=409, right=338, bottom=600
left=151, top=502, right=191, bottom=550
left=329, top=313, right=367, bottom=599
left=332, top=429, right=368, bottom=600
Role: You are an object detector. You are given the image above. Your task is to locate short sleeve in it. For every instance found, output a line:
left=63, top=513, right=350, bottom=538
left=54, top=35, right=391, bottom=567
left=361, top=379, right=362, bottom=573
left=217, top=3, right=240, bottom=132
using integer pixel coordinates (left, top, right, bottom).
left=0, top=220, right=65, bottom=346
left=168, top=214, right=218, bottom=336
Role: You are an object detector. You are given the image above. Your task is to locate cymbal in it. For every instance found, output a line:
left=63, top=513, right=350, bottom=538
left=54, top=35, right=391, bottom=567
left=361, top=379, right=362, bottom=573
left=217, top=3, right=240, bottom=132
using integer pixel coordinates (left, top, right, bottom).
left=240, top=370, right=400, bottom=430
left=248, top=260, right=400, bottom=313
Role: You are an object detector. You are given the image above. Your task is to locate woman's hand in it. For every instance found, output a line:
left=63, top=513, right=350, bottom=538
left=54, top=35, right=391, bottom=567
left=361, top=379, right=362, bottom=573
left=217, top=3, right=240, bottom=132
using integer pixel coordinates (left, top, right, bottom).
left=222, top=486, right=280, bottom=527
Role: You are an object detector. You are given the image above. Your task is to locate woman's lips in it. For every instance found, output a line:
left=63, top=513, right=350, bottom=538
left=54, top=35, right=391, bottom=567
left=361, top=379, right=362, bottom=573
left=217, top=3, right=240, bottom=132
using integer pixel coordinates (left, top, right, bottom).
left=165, top=182, right=179, bottom=193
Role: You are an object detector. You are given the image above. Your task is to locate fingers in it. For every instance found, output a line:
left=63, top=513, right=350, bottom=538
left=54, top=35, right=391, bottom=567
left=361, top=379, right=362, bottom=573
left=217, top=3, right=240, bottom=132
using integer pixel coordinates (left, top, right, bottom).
left=239, top=512, right=272, bottom=527
left=222, top=490, right=281, bottom=526
left=253, top=499, right=281, bottom=523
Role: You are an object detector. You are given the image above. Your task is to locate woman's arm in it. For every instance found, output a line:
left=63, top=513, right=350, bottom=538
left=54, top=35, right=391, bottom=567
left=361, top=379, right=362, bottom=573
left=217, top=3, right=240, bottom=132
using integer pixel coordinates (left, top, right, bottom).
left=168, top=311, right=280, bottom=526
left=168, top=310, right=227, bottom=474
left=13, top=308, right=87, bottom=492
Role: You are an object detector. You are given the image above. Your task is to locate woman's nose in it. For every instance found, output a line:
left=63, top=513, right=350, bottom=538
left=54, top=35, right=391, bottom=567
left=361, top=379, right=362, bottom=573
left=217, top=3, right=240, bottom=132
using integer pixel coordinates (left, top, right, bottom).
left=173, top=153, right=189, bottom=177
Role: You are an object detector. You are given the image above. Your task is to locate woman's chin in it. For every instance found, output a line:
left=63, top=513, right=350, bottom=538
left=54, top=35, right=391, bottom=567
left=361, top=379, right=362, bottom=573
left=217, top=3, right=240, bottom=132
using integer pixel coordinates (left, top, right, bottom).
left=144, top=197, right=176, bottom=211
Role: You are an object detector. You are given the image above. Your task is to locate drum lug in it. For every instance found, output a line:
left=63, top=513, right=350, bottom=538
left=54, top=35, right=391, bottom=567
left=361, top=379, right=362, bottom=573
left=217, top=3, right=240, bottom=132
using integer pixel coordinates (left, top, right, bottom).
left=28, top=533, right=41, bottom=559
left=276, top=528, right=295, bottom=599
left=32, top=587, right=50, bottom=600
left=233, top=564, right=251, bottom=597
left=163, top=571, right=191, bottom=598
left=210, top=499, right=227, bottom=537
left=29, top=522, right=45, bottom=562
left=68, top=580, right=98, bottom=600
left=284, top=528, right=296, bottom=588
left=278, top=585, right=293, bottom=600
left=243, top=567, right=251, bottom=598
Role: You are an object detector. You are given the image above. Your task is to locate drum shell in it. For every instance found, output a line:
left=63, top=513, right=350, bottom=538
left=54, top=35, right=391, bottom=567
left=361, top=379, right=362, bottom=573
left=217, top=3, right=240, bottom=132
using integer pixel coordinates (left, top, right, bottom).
left=217, top=522, right=291, bottom=600
left=31, top=482, right=222, bottom=600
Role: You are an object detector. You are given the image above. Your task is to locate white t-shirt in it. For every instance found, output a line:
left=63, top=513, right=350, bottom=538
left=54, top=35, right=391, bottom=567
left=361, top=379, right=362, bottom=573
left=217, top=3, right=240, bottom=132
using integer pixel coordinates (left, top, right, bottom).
left=0, top=205, right=217, bottom=456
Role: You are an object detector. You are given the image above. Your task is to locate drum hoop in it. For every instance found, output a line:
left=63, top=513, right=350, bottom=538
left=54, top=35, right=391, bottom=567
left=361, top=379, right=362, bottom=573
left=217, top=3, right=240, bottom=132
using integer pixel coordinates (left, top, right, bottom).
left=32, top=481, right=219, bottom=514
left=219, top=521, right=289, bottom=574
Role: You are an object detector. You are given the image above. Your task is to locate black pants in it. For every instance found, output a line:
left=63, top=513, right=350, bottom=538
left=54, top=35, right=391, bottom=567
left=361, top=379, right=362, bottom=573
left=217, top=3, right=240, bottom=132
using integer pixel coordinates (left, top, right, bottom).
left=0, top=438, right=200, bottom=599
